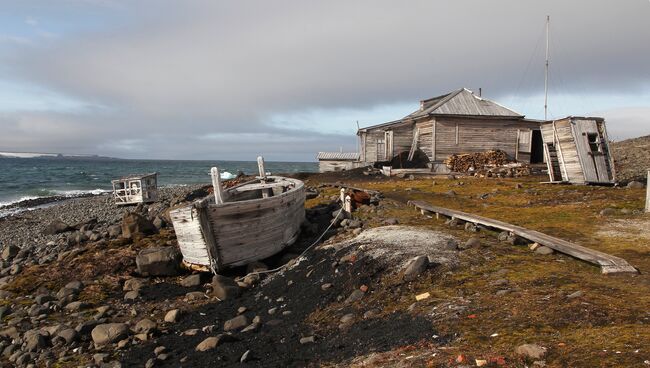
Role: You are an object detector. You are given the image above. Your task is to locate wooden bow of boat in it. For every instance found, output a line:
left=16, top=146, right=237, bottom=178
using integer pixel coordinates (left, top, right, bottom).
left=170, top=157, right=305, bottom=273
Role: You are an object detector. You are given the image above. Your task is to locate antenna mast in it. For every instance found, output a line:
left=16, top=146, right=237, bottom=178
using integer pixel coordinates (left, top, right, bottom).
left=544, top=15, right=550, bottom=120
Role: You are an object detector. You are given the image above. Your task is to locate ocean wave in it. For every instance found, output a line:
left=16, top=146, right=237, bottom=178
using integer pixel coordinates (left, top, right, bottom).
left=0, top=189, right=109, bottom=209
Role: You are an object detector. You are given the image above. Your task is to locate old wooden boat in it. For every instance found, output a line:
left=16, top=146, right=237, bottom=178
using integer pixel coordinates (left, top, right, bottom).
left=169, top=157, right=305, bottom=273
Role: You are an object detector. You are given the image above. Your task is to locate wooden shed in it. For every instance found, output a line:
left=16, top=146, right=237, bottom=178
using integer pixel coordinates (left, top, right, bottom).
left=540, top=117, right=615, bottom=184
left=111, top=173, right=159, bottom=205
left=357, top=88, right=544, bottom=170
left=317, top=152, right=362, bottom=172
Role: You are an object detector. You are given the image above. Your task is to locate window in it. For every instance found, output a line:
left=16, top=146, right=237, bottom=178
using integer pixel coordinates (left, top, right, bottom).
left=587, top=133, right=601, bottom=153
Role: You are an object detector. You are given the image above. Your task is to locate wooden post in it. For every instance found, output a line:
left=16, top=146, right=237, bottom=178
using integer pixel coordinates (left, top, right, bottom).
left=340, top=188, right=346, bottom=203
left=257, top=156, right=270, bottom=198
left=646, top=169, right=650, bottom=213
left=344, top=195, right=352, bottom=214
left=211, top=167, right=225, bottom=204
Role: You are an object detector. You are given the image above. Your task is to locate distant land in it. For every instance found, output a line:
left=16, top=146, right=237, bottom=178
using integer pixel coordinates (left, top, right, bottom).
left=0, top=151, right=117, bottom=159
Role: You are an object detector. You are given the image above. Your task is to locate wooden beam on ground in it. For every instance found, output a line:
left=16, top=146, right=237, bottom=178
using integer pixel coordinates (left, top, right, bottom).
left=408, top=200, right=638, bottom=275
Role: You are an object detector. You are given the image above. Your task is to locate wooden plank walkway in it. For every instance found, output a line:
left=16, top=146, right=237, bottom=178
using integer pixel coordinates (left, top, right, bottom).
left=408, top=200, right=638, bottom=275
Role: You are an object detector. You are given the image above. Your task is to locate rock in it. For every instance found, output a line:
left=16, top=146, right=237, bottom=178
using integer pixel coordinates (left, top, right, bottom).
left=464, top=222, right=479, bottom=232
left=24, top=331, right=48, bottom=352
left=91, top=323, right=129, bottom=346
left=195, top=334, right=234, bottom=352
left=123, top=278, right=146, bottom=291
left=134, top=319, right=157, bottom=335
left=402, top=256, right=429, bottom=281
left=498, top=231, right=510, bottom=242
left=211, top=275, right=241, bottom=300
left=124, top=290, right=140, bottom=301
left=93, top=353, right=109, bottom=365
left=56, top=329, right=78, bottom=344
left=107, top=224, right=122, bottom=238
left=534, top=246, right=554, bottom=255
left=164, top=309, right=181, bottom=323
left=152, top=216, right=166, bottom=230
left=135, top=247, right=181, bottom=276
left=42, top=220, right=72, bottom=235
left=180, top=274, right=202, bottom=288
left=345, top=289, right=364, bottom=304
left=64, top=301, right=88, bottom=312
left=627, top=181, right=645, bottom=189
left=154, top=346, right=167, bottom=355
left=321, top=283, right=333, bottom=290
left=567, top=290, right=584, bottom=299
left=383, top=218, right=399, bottom=225
left=224, top=315, right=248, bottom=331
left=65, top=280, right=83, bottom=291
left=300, top=336, right=315, bottom=344
left=122, top=212, right=157, bottom=239
left=1, top=245, right=20, bottom=261
left=599, top=208, right=617, bottom=216
left=0, top=327, right=19, bottom=340
left=185, top=291, right=206, bottom=301
left=515, top=344, right=547, bottom=359
left=459, top=237, right=481, bottom=250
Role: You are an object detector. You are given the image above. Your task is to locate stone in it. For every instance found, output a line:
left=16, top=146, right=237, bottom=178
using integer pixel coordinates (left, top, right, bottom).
left=464, top=222, right=480, bottom=232
left=599, top=208, right=617, bottom=216
left=223, top=315, right=248, bottom=331
left=321, top=283, right=333, bottom=290
left=24, top=331, right=48, bottom=352
left=35, top=294, right=54, bottom=305
left=121, top=212, right=157, bottom=239
left=402, top=256, right=429, bottom=281
left=180, top=274, right=202, bottom=288
left=383, top=218, right=399, bottom=225
left=515, top=344, right=547, bottom=359
left=94, top=353, right=109, bottom=365
left=134, top=319, right=157, bottom=335
left=1, top=245, right=20, bottom=261
left=185, top=291, right=206, bottom=301
left=345, top=289, right=364, bottom=304
left=164, top=309, right=181, bottom=323
left=107, top=224, right=122, bottom=238
left=627, top=181, right=645, bottom=189
left=498, top=231, right=510, bottom=242
left=211, top=275, right=241, bottom=300
left=91, top=323, right=129, bottom=346
left=124, top=290, right=140, bottom=301
left=300, top=336, right=315, bottom=344
left=534, top=246, right=554, bottom=255
left=65, top=280, right=84, bottom=291
left=123, top=278, right=146, bottom=291
left=56, top=329, right=78, bottom=344
left=64, top=301, right=88, bottom=312
left=567, top=290, right=584, bottom=299
left=459, top=237, right=481, bottom=250
left=195, top=334, right=235, bottom=352
left=136, top=247, right=181, bottom=276
left=42, top=220, right=73, bottom=235
left=154, top=346, right=167, bottom=355
left=152, top=216, right=166, bottom=230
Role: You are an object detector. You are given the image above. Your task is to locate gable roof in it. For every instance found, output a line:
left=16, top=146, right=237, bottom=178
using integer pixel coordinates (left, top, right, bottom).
left=317, top=152, right=360, bottom=161
left=359, top=88, right=523, bottom=132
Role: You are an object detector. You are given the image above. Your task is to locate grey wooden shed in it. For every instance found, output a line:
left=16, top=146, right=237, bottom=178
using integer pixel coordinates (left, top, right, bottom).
left=540, top=117, right=615, bottom=184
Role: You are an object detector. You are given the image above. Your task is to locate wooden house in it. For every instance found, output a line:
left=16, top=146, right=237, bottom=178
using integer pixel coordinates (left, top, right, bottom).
left=357, top=88, right=545, bottom=170
left=540, top=117, right=615, bottom=184
left=317, top=152, right=362, bottom=172
left=112, top=173, right=159, bottom=205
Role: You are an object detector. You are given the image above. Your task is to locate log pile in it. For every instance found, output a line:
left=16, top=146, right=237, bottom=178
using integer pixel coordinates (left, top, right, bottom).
left=445, top=150, right=531, bottom=178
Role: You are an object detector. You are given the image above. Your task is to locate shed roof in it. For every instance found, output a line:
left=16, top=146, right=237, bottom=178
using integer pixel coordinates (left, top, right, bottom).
left=111, top=172, right=158, bottom=182
left=317, top=152, right=360, bottom=161
left=359, top=88, right=524, bottom=132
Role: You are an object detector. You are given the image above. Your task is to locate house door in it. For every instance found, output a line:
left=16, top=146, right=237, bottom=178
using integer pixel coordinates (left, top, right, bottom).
left=572, top=120, right=610, bottom=183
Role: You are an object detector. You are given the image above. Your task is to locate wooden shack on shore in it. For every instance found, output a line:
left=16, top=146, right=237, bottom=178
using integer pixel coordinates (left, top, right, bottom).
left=357, top=88, right=545, bottom=170
left=112, top=173, right=158, bottom=205
left=317, top=152, right=362, bottom=172
left=540, top=117, right=616, bottom=184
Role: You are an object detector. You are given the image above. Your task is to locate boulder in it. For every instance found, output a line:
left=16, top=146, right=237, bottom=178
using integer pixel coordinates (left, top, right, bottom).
left=402, top=256, right=429, bottom=281
left=515, top=344, right=547, bottom=359
left=164, top=309, right=181, bottom=323
left=211, top=275, right=241, bottom=300
left=121, top=212, right=156, bottom=239
left=1, top=245, right=20, bottom=261
left=180, top=274, right=202, bottom=288
left=42, top=220, right=73, bottom=235
left=134, top=319, right=157, bottom=335
left=23, top=331, right=48, bottom=352
left=136, top=247, right=181, bottom=276
left=459, top=237, right=481, bottom=250
left=224, top=315, right=249, bottom=331
left=56, top=328, right=78, bottom=344
left=627, top=181, right=645, bottom=189
left=91, top=323, right=129, bottom=346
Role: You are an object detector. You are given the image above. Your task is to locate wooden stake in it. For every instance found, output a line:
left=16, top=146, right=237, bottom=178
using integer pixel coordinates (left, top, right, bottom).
left=257, top=156, right=267, bottom=180
left=646, top=169, right=650, bottom=213
left=344, top=195, right=352, bottom=214
left=211, top=167, right=225, bottom=205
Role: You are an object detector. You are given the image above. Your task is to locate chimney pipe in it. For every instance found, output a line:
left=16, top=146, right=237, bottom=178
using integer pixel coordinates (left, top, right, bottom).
left=478, top=88, right=482, bottom=97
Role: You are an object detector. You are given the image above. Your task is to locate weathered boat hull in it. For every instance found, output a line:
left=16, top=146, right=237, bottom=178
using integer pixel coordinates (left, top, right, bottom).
left=170, top=176, right=305, bottom=272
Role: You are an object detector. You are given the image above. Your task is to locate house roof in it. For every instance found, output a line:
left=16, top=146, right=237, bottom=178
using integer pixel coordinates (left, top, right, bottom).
left=359, top=88, right=524, bottom=132
left=317, top=152, right=360, bottom=161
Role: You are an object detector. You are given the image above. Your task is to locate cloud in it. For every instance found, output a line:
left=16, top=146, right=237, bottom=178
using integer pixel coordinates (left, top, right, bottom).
left=1, top=0, right=649, bottom=159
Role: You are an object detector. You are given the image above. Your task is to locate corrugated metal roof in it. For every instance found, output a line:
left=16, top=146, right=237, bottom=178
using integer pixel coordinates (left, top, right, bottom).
left=317, top=152, right=360, bottom=161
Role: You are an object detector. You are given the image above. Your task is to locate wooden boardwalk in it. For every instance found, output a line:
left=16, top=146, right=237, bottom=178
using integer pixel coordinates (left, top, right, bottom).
left=408, top=200, right=638, bottom=275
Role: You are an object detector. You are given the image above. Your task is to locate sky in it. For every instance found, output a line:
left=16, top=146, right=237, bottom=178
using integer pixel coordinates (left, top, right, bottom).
left=0, top=1, right=649, bottom=161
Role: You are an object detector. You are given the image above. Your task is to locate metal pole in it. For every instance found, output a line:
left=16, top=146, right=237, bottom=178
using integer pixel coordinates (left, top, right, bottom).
left=645, top=169, right=650, bottom=213
left=544, top=15, right=550, bottom=121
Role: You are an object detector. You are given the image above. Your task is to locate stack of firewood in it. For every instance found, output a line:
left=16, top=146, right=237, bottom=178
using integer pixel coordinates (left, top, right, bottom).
left=445, top=150, right=511, bottom=172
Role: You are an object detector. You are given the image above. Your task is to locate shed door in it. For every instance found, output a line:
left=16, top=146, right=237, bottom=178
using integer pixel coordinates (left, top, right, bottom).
left=572, top=120, right=610, bottom=183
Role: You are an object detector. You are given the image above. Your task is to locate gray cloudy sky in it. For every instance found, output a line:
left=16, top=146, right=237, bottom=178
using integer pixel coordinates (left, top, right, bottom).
left=1, top=0, right=649, bottom=161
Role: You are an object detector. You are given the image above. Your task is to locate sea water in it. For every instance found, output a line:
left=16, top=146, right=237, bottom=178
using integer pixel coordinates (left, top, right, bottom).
left=0, top=157, right=318, bottom=208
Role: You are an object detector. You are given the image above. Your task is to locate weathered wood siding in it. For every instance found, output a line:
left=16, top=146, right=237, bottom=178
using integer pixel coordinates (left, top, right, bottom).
left=170, top=206, right=213, bottom=267
left=362, top=123, right=413, bottom=162
left=318, top=160, right=362, bottom=172
left=554, top=120, right=585, bottom=183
